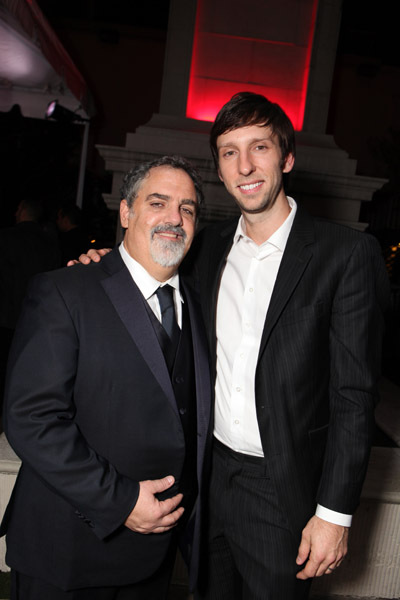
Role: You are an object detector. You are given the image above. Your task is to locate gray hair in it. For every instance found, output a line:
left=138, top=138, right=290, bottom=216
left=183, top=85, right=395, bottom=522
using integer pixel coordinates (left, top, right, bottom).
left=120, top=155, right=204, bottom=219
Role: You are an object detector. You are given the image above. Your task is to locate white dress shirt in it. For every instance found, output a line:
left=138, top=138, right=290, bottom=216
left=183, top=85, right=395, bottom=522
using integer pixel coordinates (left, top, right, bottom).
left=214, top=197, right=351, bottom=527
left=119, top=242, right=183, bottom=328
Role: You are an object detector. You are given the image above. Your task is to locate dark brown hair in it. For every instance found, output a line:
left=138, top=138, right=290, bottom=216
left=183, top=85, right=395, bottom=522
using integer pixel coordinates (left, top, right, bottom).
left=210, top=92, right=295, bottom=168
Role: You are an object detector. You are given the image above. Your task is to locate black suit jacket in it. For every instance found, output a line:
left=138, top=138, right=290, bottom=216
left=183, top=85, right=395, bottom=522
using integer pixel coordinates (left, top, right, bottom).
left=184, top=207, right=389, bottom=539
left=1, top=248, right=211, bottom=590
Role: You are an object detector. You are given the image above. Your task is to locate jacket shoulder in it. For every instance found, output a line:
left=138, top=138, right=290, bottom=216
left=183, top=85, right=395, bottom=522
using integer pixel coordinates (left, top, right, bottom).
left=25, top=250, right=124, bottom=309
left=36, top=248, right=123, bottom=286
left=306, top=214, right=382, bottom=252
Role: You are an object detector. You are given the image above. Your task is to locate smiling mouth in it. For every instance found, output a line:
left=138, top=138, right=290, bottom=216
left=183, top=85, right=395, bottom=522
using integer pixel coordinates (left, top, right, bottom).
left=238, top=181, right=263, bottom=192
left=155, top=231, right=182, bottom=240
left=152, top=225, right=186, bottom=242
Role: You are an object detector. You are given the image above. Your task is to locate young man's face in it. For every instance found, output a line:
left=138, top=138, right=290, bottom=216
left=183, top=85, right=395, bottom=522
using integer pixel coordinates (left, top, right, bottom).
left=120, top=166, right=198, bottom=281
left=216, top=124, right=294, bottom=216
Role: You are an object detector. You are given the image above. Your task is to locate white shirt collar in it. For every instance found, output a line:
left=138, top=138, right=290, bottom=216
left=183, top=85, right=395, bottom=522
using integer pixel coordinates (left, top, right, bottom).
left=119, top=241, right=182, bottom=302
left=233, top=196, right=297, bottom=254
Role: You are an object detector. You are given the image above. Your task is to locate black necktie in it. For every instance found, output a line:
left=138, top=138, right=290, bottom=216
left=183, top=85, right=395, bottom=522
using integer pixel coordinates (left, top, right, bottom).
left=156, top=285, right=180, bottom=346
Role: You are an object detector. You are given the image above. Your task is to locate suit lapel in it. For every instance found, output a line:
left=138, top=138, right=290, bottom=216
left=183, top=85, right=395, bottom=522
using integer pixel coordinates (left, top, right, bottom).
left=100, top=250, right=177, bottom=416
left=205, top=221, right=237, bottom=362
left=259, top=208, right=315, bottom=355
left=181, top=279, right=211, bottom=439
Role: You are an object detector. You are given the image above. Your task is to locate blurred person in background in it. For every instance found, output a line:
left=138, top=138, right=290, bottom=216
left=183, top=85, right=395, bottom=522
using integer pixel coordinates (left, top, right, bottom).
left=0, top=197, right=59, bottom=422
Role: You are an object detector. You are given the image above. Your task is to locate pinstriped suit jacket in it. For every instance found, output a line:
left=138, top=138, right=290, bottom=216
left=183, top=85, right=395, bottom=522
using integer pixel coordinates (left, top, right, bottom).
left=184, top=206, right=389, bottom=539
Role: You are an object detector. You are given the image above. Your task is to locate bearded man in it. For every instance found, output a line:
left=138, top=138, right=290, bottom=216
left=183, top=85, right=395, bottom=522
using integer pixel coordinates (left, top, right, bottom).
left=1, top=156, right=211, bottom=600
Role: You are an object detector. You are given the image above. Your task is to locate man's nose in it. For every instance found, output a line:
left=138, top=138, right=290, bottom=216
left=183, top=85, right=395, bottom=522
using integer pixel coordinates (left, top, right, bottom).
left=238, top=151, right=254, bottom=176
left=165, top=205, right=183, bottom=226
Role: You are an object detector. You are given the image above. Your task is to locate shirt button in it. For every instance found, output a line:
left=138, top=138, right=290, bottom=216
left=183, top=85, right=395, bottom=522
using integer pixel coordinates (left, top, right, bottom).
left=234, top=420, right=239, bottom=425
left=236, top=387, right=241, bottom=392
left=249, top=287, right=254, bottom=292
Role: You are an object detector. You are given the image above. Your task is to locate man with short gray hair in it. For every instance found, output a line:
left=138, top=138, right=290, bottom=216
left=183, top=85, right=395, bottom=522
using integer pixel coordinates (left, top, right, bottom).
left=1, top=156, right=211, bottom=600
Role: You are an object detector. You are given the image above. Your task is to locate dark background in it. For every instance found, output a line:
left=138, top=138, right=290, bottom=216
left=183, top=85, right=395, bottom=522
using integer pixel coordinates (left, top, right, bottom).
left=1, top=0, right=399, bottom=227
left=1, top=0, right=399, bottom=270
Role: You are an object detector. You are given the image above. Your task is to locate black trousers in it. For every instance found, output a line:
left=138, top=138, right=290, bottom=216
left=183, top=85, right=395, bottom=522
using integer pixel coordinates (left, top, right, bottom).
left=196, top=439, right=312, bottom=600
left=11, top=542, right=177, bottom=600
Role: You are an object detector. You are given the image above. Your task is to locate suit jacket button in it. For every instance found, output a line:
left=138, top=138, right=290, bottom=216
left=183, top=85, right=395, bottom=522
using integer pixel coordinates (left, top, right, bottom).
left=175, top=376, right=184, bottom=384
left=179, top=408, right=187, bottom=415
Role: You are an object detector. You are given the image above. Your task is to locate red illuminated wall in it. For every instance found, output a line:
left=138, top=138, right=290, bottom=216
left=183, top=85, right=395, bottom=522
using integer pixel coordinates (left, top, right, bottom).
left=186, top=0, right=318, bottom=130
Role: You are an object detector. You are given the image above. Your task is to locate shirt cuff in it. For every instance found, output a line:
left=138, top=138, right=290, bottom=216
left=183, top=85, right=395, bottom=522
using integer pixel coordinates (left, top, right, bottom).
left=315, top=504, right=352, bottom=527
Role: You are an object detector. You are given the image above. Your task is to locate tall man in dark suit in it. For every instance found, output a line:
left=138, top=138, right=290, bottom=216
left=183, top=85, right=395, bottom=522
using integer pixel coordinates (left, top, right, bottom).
left=1, top=156, right=211, bottom=599
left=186, top=92, right=389, bottom=600
left=75, top=93, right=389, bottom=600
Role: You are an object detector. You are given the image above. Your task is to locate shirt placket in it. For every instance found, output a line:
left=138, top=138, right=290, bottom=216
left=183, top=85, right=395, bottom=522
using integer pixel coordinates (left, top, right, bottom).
left=229, top=243, right=278, bottom=450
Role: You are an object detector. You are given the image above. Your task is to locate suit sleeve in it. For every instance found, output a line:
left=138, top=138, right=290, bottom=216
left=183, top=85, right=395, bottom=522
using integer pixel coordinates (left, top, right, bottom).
left=3, top=273, right=140, bottom=540
left=316, top=234, right=389, bottom=514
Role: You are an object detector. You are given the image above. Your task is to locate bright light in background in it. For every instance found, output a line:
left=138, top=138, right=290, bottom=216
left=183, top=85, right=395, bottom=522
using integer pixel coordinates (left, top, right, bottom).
left=45, top=100, right=57, bottom=118
left=0, top=19, right=57, bottom=85
left=186, top=0, right=319, bottom=130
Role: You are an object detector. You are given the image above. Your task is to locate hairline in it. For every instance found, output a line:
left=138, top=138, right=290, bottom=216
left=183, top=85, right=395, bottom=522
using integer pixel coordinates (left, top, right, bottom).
left=128, top=165, right=197, bottom=208
left=120, top=156, right=204, bottom=223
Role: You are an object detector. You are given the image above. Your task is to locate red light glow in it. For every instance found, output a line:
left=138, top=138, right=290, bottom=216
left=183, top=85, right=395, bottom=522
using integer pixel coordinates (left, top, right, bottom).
left=186, top=0, right=319, bottom=131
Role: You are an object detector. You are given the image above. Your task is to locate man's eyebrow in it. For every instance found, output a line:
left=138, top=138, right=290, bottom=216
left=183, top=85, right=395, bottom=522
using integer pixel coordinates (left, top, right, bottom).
left=146, top=193, right=197, bottom=206
left=218, top=136, right=273, bottom=149
left=146, top=193, right=170, bottom=201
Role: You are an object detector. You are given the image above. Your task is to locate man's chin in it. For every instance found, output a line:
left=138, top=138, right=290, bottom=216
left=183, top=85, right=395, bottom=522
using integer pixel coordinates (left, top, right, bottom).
left=235, top=196, right=277, bottom=215
left=151, top=244, right=186, bottom=268
left=153, top=257, right=182, bottom=268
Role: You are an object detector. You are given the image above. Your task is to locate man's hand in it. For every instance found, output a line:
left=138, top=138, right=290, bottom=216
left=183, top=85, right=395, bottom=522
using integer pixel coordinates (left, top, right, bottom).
left=67, top=248, right=111, bottom=266
left=296, top=515, right=348, bottom=579
left=124, top=476, right=184, bottom=534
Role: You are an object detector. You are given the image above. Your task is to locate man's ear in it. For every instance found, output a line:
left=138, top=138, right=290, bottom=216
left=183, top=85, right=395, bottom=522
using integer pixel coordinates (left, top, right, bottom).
left=120, top=199, right=130, bottom=228
left=282, top=153, right=295, bottom=174
left=217, top=168, right=224, bottom=182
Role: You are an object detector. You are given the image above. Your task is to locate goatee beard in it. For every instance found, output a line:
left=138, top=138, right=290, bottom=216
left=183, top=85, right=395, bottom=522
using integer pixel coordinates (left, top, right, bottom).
left=150, top=224, right=187, bottom=267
